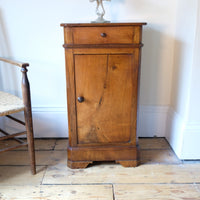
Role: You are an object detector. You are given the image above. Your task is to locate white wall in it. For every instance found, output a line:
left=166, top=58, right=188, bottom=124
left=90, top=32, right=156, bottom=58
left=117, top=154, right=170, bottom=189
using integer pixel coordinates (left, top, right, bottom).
left=181, top=1, right=200, bottom=159
left=166, top=0, right=200, bottom=159
left=188, top=3, right=200, bottom=123
left=0, top=0, right=179, bottom=138
left=170, top=0, right=198, bottom=118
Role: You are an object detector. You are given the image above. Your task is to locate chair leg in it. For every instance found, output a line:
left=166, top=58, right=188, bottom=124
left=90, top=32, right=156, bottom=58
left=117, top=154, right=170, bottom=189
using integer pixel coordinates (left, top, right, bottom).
left=21, top=66, right=36, bottom=175
left=24, top=108, right=36, bottom=175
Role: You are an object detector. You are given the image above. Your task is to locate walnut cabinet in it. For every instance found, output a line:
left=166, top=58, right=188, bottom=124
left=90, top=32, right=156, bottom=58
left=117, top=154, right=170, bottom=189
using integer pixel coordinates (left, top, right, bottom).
left=61, top=23, right=146, bottom=169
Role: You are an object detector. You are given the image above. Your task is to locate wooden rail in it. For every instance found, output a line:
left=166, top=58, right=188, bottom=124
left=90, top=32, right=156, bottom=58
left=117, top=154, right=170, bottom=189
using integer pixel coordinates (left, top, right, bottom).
left=0, top=57, right=29, bottom=68
left=0, top=143, right=28, bottom=153
left=0, top=131, right=27, bottom=141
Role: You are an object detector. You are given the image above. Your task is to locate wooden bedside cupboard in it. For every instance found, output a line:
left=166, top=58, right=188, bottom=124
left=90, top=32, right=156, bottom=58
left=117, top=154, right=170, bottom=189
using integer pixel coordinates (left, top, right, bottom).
left=61, top=23, right=147, bottom=169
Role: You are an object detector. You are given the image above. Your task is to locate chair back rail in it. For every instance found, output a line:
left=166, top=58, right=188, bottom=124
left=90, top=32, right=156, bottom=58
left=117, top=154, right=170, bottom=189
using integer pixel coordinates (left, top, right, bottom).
left=0, top=57, right=29, bottom=68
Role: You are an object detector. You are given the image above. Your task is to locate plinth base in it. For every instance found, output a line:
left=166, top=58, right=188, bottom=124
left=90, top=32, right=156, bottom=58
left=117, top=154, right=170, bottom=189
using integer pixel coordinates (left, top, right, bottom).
left=67, top=145, right=140, bottom=169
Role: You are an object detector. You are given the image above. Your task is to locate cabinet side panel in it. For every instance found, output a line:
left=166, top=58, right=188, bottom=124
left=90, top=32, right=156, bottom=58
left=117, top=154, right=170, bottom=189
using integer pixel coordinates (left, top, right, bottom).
left=64, top=27, right=73, bottom=44
left=65, top=49, right=77, bottom=146
left=130, top=49, right=139, bottom=145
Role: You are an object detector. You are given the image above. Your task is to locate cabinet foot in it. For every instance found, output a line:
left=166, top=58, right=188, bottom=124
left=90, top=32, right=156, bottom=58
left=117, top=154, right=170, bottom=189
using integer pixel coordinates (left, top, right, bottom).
left=67, top=160, right=93, bottom=169
left=116, top=160, right=138, bottom=167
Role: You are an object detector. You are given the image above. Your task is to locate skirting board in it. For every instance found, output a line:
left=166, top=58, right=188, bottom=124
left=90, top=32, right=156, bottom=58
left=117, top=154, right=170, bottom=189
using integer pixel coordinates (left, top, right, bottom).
left=181, top=124, right=200, bottom=159
left=166, top=107, right=200, bottom=159
left=2, top=105, right=199, bottom=159
left=2, top=107, right=68, bottom=138
left=137, top=105, right=169, bottom=137
left=1, top=105, right=170, bottom=138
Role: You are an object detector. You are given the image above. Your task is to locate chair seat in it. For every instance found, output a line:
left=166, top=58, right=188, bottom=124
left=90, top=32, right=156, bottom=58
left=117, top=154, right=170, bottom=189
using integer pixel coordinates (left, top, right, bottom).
left=0, top=91, right=24, bottom=116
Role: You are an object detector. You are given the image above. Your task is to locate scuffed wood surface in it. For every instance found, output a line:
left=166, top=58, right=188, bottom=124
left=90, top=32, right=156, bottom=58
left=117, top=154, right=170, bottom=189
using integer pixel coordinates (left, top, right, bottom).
left=0, top=139, right=200, bottom=199
left=0, top=166, right=45, bottom=186
left=43, top=163, right=200, bottom=184
left=0, top=185, right=112, bottom=200
left=75, top=54, right=135, bottom=144
left=0, top=151, right=67, bottom=165
left=139, top=138, right=170, bottom=149
left=0, top=139, right=57, bottom=151
left=114, top=184, right=200, bottom=200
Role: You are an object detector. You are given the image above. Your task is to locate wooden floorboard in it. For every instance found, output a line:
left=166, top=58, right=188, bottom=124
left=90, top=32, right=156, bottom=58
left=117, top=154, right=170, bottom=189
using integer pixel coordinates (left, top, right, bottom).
left=0, top=138, right=199, bottom=200
left=0, top=185, right=113, bottom=200
left=0, top=139, right=57, bottom=151
left=114, top=184, right=200, bottom=200
left=0, top=151, right=67, bottom=165
left=0, top=166, right=46, bottom=186
left=42, top=163, right=200, bottom=184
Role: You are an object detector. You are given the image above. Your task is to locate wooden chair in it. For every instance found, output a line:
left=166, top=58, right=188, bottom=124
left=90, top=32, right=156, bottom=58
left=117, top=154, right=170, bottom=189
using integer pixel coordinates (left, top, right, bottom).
left=0, top=57, right=36, bottom=175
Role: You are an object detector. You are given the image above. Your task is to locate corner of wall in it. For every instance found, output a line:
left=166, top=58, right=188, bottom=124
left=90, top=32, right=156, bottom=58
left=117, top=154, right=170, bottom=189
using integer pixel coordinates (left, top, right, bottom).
left=165, top=107, right=185, bottom=158
left=166, top=107, right=200, bottom=159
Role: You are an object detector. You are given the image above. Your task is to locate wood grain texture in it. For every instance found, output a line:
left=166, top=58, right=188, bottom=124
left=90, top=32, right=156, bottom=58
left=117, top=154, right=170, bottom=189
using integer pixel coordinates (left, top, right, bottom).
left=21, top=67, right=36, bottom=174
left=72, top=47, right=135, bottom=55
left=139, top=138, right=170, bottom=149
left=67, top=146, right=138, bottom=163
left=0, top=139, right=56, bottom=151
left=65, top=49, right=77, bottom=147
left=115, top=160, right=138, bottom=167
left=114, top=184, right=200, bottom=200
left=75, top=54, right=135, bottom=145
left=1, top=139, right=200, bottom=199
left=0, top=185, right=113, bottom=200
left=0, top=166, right=45, bottom=186
left=72, top=26, right=141, bottom=44
left=43, top=163, right=200, bottom=184
left=0, top=151, right=67, bottom=165
left=140, top=149, right=181, bottom=164
left=62, top=23, right=146, bottom=168
left=67, top=160, right=93, bottom=169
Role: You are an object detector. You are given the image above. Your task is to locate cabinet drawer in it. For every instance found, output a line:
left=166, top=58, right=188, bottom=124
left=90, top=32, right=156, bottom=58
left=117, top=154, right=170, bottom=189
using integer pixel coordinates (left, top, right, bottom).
left=72, top=26, right=141, bottom=44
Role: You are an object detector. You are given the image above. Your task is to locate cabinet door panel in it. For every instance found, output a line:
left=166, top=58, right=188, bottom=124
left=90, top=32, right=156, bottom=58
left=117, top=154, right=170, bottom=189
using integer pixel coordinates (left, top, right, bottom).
left=75, top=54, right=135, bottom=145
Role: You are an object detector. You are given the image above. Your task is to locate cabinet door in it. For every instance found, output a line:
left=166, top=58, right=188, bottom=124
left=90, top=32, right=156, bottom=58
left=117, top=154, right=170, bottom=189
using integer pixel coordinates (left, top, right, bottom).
left=75, top=54, right=137, bottom=145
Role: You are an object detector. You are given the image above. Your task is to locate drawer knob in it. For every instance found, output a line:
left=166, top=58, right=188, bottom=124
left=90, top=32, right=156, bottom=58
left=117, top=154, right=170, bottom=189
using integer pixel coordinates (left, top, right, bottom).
left=100, top=33, right=107, bottom=37
left=78, top=96, right=84, bottom=103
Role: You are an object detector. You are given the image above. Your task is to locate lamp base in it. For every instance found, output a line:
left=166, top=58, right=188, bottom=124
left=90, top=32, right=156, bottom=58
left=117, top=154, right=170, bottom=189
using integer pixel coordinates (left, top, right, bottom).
left=91, top=17, right=110, bottom=23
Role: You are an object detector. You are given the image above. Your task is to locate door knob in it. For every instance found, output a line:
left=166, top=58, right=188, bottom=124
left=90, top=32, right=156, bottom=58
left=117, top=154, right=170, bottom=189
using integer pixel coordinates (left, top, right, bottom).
left=100, top=33, right=107, bottom=37
left=78, top=96, right=84, bottom=103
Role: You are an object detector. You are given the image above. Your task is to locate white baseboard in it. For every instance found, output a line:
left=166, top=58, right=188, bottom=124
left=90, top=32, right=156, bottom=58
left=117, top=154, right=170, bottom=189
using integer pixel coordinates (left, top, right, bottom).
left=181, top=123, right=200, bottom=159
left=166, top=108, right=200, bottom=159
left=2, top=105, right=199, bottom=159
left=165, top=107, right=185, bottom=157
left=2, top=106, right=68, bottom=138
left=1, top=105, right=170, bottom=138
left=137, top=105, right=170, bottom=137
left=32, top=107, right=68, bottom=138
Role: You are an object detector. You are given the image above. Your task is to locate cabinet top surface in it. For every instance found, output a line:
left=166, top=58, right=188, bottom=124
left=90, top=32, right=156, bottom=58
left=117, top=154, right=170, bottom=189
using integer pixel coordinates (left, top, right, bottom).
left=60, top=22, right=147, bottom=27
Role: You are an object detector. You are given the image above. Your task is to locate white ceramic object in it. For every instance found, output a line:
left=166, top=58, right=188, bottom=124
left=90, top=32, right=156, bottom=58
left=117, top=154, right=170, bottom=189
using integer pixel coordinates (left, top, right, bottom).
left=90, top=0, right=111, bottom=23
